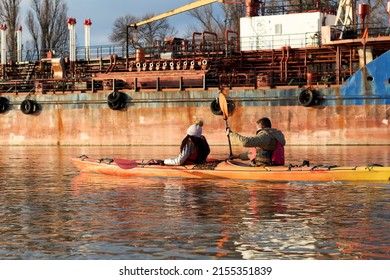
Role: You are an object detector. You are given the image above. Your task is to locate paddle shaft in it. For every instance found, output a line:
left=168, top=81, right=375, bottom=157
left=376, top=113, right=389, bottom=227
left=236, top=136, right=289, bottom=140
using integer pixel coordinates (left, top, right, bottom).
left=225, top=119, right=233, bottom=157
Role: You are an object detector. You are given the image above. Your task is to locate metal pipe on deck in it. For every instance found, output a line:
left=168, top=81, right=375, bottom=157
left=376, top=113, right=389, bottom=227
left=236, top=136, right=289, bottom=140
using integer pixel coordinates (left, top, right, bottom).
left=192, top=32, right=202, bottom=52
left=202, top=31, right=218, bottom=52
left=67, top=18, right=77, bottom=75
left=17, top=26, right=22, bottom=63
left=84, top=18, right=92, bottom=60
left=284, top=46, right=290, bottom=82
left=280, top=47, right=285, bottom=81
left=245, top=0, right=260, bottom=17
left=387, top=2, right=390, bottom=27
left=0, top=24, right=6, bottom=79
left=225, top=30, right=239, bottom=53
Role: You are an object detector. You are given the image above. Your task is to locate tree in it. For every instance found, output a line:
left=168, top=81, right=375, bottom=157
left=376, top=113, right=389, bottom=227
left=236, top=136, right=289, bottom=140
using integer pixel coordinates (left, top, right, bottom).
left=0, top=0, right=21, bottom=62
left=25, top=0, right=68, bottom=59
left=109, top=13, right=177, bottom=48
left=139, top=13, right=177, bottom=45
left=362, top=0, right=389, bottom=28
left=109, top=14, right=140, bottom=48
left=185, top=2, right=245, bottom=39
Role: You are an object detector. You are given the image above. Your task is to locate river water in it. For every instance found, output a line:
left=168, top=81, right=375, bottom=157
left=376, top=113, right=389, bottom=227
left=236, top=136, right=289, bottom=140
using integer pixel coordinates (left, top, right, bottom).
left=0, top=145, right=389, bottom=260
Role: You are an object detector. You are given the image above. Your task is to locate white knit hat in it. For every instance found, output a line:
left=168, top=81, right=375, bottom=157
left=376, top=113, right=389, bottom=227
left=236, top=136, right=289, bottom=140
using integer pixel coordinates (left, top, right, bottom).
left=186, top=124, right=202, bottom=138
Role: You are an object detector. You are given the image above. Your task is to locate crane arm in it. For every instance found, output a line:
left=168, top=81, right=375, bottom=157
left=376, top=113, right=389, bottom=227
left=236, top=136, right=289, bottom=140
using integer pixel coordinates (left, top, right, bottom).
left=131, top=0, right=227, bottom=28
left=334, top=0, right=355, bottom=27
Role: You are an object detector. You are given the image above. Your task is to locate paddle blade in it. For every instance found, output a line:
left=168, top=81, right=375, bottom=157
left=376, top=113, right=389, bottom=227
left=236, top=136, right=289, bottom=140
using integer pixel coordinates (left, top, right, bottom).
left=114, top=159, right=138, bottom=169
left=218, top=93, right=229, bottom=120
left=218, top=92, right=233, bottom=157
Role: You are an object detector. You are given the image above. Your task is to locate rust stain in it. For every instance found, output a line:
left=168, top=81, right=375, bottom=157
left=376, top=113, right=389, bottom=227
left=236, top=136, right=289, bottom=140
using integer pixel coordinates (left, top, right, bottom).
left=0, top=89, right=389, bottom=145
left=57, top=107, right=64, bottom=145
left=361, top=66, right=371, bottom=96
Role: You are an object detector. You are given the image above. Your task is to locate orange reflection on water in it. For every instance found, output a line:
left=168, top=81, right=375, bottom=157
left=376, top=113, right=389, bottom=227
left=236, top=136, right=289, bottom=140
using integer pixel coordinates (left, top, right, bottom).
left=1, top=145, right=389, bottom=259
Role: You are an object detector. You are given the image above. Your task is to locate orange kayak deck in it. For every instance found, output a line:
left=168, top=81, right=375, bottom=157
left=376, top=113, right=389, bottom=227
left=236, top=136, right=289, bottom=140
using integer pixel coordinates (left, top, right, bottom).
left=70, top=156, right=390, bottom=182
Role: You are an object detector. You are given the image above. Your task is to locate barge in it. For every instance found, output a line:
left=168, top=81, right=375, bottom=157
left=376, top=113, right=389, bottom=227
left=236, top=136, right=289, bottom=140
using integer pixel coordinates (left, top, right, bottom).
left=0, top=0, right=389, bottom=146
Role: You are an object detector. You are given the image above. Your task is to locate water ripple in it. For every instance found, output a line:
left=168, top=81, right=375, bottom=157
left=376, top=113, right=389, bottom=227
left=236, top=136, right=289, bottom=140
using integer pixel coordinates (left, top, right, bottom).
left=1, top=146, right=389, bottom=259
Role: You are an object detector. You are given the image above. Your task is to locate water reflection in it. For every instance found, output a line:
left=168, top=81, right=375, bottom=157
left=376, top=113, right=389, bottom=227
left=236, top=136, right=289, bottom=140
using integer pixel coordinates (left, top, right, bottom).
left=70, top=174, right=390, bottom=259
left=0, top=146, right=389, bottom=259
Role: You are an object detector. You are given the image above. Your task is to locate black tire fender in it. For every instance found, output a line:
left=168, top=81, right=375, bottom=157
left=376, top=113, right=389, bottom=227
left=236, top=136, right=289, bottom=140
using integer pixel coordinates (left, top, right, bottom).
left=21, top=99, right=36, bottom=114
left=210, top=99, right=222, bottom=116
left=210, top=99, right=235, bottom=116
left=227, top=100, right=235, bottom=115
left=0, top=96, right=9, bottom=113
left=107, top=91, right=123, bottom=103
left=107, top=100, right=125, bottom=110
left=107, top=92, right=127, bottom=110
left=298, top=89, right=316, bottom=107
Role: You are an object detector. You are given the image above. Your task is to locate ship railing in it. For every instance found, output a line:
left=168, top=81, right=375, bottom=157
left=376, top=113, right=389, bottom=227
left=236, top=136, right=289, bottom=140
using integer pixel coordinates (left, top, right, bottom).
left=240, top=31, right=322, bottom=51
left=136, top=40, right=228, bottom=60
left=241, top=22, right=390, bottom=51
left=13, top=38, right=234, bottom=68
left=22, top=44, right=129, bottom=62
left=75, top=44, right=129, bottom=60
left=328, top=22, right=389, bottom=41
left=217, top=66, right=353, bottom=89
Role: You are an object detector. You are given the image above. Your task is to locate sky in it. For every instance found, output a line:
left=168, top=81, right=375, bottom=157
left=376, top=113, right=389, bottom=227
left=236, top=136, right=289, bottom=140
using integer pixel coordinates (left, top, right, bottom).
left=19, top=0, right=205, bottom=46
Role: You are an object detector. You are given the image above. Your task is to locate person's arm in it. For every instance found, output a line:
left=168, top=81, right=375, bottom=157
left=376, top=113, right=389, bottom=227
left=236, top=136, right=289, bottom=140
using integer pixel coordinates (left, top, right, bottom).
left=229, top=131, right=268, bottom=148
left=164, top=142, right=192, bottom=165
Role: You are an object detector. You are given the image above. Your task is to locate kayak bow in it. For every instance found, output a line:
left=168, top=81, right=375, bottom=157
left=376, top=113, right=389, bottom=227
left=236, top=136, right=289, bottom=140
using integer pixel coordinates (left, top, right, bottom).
left=70, top=156, right=390, bottom=182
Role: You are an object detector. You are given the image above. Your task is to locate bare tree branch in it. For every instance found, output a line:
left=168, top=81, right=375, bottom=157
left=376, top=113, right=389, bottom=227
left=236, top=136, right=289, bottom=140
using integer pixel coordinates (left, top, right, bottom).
left=109, top=13, right=177, bottom=48
left=186, top=3, right=245, bottom=39
left=0, top=0, right=21, bottom=61
left=25, top=0, right=68, bottom=58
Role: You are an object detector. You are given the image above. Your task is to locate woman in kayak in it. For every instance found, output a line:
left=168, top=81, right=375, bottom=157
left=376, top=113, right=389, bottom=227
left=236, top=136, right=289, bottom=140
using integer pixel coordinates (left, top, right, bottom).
left=164, top=120, right=210, bottom=165
left=226, top=117, right=286, bottom=166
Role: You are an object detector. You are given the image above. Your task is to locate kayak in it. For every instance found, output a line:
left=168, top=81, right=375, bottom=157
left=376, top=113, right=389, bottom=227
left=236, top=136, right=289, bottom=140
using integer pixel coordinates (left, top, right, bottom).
left=70, top=155, right=390, bottom=182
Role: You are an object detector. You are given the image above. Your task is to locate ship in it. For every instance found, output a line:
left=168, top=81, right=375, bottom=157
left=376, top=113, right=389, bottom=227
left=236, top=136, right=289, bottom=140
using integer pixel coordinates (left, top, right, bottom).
left=0, top=0, right=389, bottom=146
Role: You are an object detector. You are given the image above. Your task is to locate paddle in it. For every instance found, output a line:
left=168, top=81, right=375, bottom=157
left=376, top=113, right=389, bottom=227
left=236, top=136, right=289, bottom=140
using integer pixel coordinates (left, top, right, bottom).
left=218, top=92, right=233, bottom=157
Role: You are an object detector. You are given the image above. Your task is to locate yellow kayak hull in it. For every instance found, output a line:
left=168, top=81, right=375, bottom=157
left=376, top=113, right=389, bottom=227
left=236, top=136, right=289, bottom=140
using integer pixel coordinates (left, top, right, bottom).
left=70, top=157, right=390, bottom=182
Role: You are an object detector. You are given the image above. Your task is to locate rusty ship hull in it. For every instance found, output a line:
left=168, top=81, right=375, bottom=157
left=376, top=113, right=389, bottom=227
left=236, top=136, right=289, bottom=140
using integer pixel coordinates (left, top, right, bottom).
left=0, top=80, right=388, bottom=146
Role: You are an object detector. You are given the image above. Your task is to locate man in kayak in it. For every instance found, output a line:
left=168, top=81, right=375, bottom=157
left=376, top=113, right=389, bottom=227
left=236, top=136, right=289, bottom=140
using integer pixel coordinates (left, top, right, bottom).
left=226, top=117, right=286, bottom=166
left=164, top=120, right=210, bottom=165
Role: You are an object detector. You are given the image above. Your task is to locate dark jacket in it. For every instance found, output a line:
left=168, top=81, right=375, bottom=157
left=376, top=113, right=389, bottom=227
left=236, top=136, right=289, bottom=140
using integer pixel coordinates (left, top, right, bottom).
left=164, top=135, right=210, bottom=165
left=229, top=128, right=286, bottom=165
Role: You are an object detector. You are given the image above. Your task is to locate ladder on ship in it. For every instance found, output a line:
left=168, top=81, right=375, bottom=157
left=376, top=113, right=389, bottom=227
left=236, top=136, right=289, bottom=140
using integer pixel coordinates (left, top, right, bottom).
left=24, top=61, right=38, bottom=81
